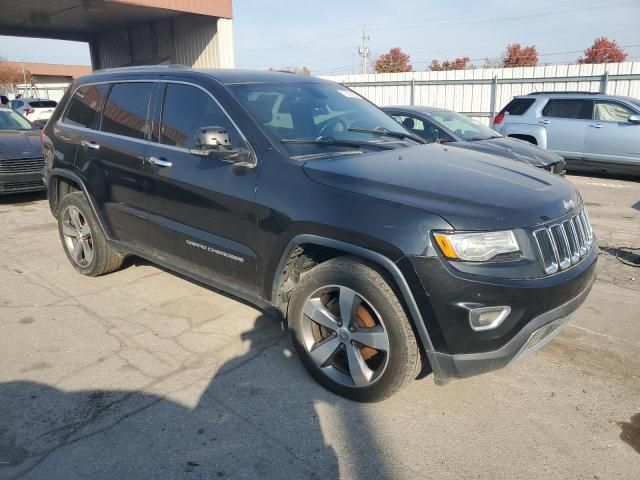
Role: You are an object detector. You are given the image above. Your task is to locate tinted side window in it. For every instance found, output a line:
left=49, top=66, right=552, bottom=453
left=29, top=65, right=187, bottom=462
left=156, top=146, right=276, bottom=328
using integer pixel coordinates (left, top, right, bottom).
left=500, top=98, right=535, bottom=116
left=64, top=84, right=110, bottom=129
left=594, top=101, right=634, bottom=122
left=11, top=100, right=23, bottom=109
left=542, top=99, right=592, bottom=119
left=160, top=83, right=244, bottom=149
left=29, top=100, right=57, bottom=108
left=102, top=83, right=153, bottom=140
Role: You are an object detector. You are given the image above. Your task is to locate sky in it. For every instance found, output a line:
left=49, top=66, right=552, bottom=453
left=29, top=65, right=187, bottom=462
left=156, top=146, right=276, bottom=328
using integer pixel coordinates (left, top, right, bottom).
left=0, top=0, right=639, bottom=73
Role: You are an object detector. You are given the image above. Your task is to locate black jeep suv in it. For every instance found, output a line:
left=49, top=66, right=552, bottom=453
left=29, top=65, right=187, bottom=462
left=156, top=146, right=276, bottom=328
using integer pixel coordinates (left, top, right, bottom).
left=42, top=66, right=597, bottom=402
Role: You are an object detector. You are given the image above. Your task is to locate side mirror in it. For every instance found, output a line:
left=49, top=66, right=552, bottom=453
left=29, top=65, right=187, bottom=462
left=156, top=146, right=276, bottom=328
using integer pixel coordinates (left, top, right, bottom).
left=190, top=126, right=254, bottom=166
left=627, top=114, right=640, bottom=124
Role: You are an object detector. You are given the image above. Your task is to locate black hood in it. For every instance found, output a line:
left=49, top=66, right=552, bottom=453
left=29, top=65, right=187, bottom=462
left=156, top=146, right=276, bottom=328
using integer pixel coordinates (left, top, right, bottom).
left=0, top=130, right=42, bottom=159
left=303, top=144, right=580, bottom=231
left=452, top=136, right=564, bottom=168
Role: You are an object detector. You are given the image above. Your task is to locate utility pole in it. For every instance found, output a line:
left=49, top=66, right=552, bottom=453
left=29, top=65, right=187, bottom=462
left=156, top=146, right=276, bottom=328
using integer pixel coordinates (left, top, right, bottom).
left=358, top=25, right=370, bottom=75
left=21, top=59, right=28, bottom=97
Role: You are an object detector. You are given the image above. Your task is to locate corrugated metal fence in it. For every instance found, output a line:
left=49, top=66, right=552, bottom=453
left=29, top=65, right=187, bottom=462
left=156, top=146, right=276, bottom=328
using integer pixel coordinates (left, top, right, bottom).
left=323, top=62, right=640, bottom=125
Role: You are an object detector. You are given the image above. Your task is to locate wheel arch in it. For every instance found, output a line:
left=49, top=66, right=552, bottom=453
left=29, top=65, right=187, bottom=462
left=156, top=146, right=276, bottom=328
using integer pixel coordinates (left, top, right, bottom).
left=271, top=234, right=444, bottom=378
left=47, top=169, right=113, bottom=240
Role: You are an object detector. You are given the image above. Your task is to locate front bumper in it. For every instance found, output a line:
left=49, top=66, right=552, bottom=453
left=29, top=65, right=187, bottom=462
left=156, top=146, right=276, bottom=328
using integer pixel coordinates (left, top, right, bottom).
left=0, top=171, right=45, bottom=194
left=405, top=243, right=597, bottom=383
left=430, top=279, right=593, bottom=382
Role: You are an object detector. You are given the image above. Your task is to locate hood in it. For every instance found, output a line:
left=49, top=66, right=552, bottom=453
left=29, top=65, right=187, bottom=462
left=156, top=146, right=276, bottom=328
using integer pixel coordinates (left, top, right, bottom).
left=0, top=130, right=42, bottom=159
left=451, top=137, right=563, bottom=167
left=303, top=144, right=580, bottom=231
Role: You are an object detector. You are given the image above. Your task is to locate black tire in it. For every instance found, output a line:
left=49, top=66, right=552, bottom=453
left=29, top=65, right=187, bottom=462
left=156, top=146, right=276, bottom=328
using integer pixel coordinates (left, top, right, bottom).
left=57, top=192, right=123, bottom=276
left=288, top=257, right=421, bottom=402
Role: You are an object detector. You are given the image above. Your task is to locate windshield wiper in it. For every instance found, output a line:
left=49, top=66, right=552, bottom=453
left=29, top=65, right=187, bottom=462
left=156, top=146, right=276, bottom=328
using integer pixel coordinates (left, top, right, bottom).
left=347, top=126, right=426, bottom=144
left=281, top=136, right=395, bottom=150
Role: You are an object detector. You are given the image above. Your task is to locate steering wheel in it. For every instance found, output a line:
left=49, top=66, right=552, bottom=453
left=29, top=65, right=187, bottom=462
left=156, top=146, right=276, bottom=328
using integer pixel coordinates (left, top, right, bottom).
left=318, top=117, right=348, bottom=137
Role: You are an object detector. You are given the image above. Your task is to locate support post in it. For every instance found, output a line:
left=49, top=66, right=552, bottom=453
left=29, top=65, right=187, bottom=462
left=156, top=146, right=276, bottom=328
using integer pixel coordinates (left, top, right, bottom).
left=600, top=71, right=609, bottom=94
left=489, top=75, right=498, bottom=122
left=410, top=78, right=415, bottom=105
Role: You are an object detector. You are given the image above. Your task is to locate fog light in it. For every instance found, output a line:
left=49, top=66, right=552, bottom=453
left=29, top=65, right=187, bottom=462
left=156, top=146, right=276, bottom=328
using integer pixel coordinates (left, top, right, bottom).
left=469, top=306, right=511, bottom=331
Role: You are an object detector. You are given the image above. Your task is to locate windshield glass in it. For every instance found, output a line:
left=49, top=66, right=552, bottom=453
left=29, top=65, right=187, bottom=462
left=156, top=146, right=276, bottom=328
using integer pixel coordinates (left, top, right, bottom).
left=0, top=109, right=34, bottom=131
left=229, top=82, right=420, bottom=158
left=425, top=110, right=501, bottom=141
left=624, top=97, right=640, bottom=110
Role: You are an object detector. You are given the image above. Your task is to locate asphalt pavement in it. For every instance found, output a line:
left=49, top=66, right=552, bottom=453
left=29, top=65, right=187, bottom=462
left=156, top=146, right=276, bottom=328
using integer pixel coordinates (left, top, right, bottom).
left=0, top=173, right=639, bottom=479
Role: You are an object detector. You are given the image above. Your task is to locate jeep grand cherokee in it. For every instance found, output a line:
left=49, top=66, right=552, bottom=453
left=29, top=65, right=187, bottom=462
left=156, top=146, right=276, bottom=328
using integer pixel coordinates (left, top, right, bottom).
left=42, top=66, right=597, bottom=402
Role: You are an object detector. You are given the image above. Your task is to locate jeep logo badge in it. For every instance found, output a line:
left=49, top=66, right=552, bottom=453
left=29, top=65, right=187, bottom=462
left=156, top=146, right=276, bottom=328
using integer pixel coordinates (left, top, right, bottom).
left=562, top=199, right=575, bottom=210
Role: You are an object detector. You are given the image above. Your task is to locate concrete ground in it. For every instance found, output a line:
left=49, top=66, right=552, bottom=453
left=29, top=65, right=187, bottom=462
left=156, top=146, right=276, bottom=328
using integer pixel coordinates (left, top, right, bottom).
left=0, top=173, right=639, bottom=480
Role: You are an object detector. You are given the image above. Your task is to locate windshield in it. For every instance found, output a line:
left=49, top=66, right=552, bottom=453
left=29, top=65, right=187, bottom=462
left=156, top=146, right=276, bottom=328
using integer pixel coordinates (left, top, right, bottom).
left=229, top=82, right=420, bottom=158
left=425, top=110, right=501, bottom=141
left=0, top=109, right=34, bottom=131
left=623, top=97, right=640, bottom=110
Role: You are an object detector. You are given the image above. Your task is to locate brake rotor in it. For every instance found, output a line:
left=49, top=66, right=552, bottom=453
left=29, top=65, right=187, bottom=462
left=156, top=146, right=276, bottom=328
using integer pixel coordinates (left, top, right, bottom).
left=310, top=293, right=379, bottom=361
left=355, top=304, right=378, bottom=360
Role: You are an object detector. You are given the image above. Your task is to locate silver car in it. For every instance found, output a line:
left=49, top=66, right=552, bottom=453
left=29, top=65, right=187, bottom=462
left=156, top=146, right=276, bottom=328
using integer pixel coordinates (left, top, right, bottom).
left=492, top=92, right=640, bottom=175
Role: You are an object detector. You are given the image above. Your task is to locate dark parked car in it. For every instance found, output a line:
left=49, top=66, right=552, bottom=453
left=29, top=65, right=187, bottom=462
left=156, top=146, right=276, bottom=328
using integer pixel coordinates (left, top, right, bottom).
left=0, top=108, right=45, bottom=194
left=383, top=106, right=566, bottom=175
left=43, top=66, right=596, bottom=402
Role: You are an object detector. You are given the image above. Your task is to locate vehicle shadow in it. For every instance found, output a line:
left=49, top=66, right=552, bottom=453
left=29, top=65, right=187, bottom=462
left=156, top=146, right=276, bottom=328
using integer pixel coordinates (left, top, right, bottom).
left=0, top=313, right=396, bottom=480
left=0, top=191, right=46, bottom=206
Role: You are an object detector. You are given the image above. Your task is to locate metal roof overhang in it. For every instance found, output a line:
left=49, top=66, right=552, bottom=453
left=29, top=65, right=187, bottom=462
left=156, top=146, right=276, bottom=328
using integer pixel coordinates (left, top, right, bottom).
left=0, top=0, right=232, bottom=42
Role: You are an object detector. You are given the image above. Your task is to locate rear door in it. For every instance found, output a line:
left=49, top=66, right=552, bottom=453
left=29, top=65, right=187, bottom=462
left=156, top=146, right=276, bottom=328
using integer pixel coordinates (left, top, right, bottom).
left=81, top=81, right=156, bottom=247
left=540, top=99, right=592, bottom=159
left=583, top=100, right=640, bottom=165
left=144, top=81, right=259, bottom=293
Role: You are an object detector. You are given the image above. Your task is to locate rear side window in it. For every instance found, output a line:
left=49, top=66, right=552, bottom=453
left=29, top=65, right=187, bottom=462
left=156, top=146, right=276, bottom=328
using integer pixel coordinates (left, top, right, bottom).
left=542, top=99, right=592, bottom=120
left=64, top=84, right=110, bottom=129
left=102, top=83, right=153, bottom=140
left=159, top=83, right=244, bottom=149
left=29, top=100, right=57, bottom=108
left=11, top=100, right=24, bottom=109
left=499, top=98, right=535, bottom=116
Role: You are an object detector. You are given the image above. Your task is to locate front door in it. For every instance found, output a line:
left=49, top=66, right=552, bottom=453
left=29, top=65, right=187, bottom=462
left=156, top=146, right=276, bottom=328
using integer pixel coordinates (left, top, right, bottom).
left=144, top=82, right=259, bottom=294
left=583, top=100, right=640, bottom=165
left=540, top=98, right=592, bottom=160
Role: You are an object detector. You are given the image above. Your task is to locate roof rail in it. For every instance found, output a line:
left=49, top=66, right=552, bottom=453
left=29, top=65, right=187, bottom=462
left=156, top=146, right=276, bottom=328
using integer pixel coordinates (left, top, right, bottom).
left=92, top=64, right=189, bottom=75
left=527, top=91, right=599, bottom=96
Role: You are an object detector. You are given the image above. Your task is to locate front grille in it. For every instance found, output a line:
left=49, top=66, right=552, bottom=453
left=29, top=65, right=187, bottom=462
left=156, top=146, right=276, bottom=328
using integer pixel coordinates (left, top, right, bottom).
left=533, top=207, right=593, bottom=275
left=1, top=180, right=44, bottom=191
left=0, top=157, right=45, bottom=175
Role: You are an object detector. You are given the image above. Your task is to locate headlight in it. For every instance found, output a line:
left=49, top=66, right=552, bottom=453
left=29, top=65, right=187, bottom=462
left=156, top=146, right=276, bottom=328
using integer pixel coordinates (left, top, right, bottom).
left=434, top=230, right=520, bottom=262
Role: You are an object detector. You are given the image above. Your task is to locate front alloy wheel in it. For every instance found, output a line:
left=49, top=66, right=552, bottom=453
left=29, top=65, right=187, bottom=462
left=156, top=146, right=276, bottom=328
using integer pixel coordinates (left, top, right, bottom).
left=289, top=257, right=421, bottom=402
left=301, top=285, right=390, bottom=388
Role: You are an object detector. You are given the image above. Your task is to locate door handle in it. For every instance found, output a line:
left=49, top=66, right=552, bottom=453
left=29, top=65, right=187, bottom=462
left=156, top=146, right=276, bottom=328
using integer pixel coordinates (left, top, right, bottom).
left=590, top=123, right=603, bottom=128
left=81, top=140, right=100, bottom=150
left=538, top=119, right=550, bottom=125
left=148, top=156, right=173, bottom=168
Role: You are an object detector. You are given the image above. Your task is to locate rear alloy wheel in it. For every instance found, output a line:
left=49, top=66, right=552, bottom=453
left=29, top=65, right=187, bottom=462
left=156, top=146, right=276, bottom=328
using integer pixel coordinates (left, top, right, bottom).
left=61, top=205, right=94, bottom=268
left=57, top=192, right=123, bottom=276
left=289, top=257, right=421, bottom=402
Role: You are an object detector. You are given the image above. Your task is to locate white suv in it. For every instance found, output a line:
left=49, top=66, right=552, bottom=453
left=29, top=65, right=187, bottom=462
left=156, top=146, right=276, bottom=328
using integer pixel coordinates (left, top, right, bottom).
left=10, top=98, right=58, bottom=125
left=492, top=92, right=640, bottom=175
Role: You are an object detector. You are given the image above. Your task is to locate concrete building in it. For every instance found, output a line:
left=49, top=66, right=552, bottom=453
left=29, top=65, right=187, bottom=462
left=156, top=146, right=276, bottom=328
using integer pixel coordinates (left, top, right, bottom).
left=0, top=1, right=235, bottom=70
